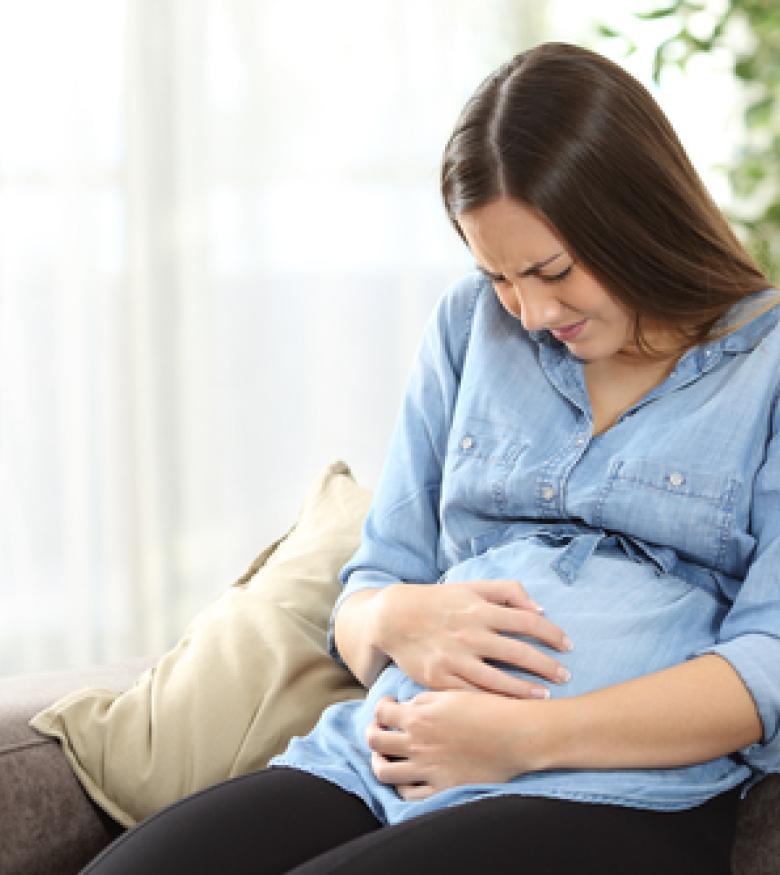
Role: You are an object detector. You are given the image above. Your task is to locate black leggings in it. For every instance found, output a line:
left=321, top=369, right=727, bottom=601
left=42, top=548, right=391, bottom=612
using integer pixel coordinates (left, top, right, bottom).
left=81, top=767, right=739, bottom=874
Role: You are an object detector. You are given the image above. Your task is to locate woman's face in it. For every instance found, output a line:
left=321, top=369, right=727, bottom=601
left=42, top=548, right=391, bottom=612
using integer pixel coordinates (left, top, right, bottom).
left=457, top=196, right=637, bottom=364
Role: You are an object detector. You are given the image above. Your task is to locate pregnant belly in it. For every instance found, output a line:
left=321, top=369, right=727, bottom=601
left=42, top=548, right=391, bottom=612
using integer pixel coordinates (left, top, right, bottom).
left=369, top=538, right=729, bottom=707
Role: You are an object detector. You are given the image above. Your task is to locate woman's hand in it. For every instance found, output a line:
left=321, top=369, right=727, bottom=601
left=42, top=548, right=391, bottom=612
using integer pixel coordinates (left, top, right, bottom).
left=366, top=691, right=550, bottom=800
left=373, top=579, right=572, bottom=699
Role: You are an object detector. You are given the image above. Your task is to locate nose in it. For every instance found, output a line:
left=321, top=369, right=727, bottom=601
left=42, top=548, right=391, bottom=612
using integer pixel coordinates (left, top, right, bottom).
left=511, top=283, right=562, bottom=332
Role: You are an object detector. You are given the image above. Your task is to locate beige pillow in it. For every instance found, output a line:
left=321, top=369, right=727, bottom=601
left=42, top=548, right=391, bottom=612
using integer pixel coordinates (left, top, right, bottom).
left=30, top=461, right=369, bottom=827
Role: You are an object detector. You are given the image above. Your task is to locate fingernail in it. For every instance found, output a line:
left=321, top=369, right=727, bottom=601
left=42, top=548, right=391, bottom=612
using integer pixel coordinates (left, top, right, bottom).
left=531, top=600, right=545, bottom=613
left=531, top=687, right=551, bottom=699
left=562, top=635, right=574, bottom=652
left=556, top=666, right=572, bottom=684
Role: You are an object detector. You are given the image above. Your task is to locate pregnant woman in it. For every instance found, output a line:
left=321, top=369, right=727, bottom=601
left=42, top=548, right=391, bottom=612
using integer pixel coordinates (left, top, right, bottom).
left=83, top=41, right=780, bottom=874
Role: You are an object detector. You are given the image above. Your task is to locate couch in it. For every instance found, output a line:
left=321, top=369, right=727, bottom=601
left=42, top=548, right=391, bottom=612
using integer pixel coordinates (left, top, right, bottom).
left=0, top=658, right=155, bottom=875
left=3, top=658, right=780, bottom=875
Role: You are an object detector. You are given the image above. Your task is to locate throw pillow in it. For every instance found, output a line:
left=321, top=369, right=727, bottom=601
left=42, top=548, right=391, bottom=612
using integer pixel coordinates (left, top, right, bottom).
left=30, top=461, right=369, bottom=827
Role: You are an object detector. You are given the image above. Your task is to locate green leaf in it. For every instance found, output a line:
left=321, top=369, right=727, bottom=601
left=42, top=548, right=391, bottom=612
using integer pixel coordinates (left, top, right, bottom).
left=651, top=35, right=681, bottom=82
left=734, top=57, right=757, bottom=81
left=680, top=29, right=713, bottom=52
left=765, top=202, right=780, bottom=225
left=636, top=2, right=684, bottom=21
left=745, top=96, right=774, bottom=128
left=596, top=23, right=622, bottom=39
left=652, top=46, right=664, bottom=83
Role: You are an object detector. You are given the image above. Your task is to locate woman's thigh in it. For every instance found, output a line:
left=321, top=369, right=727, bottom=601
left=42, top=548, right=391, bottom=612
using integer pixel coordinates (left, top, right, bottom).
left=80, top=767, right=381, bottom=874
left=289, top=790, right=740, bottom=875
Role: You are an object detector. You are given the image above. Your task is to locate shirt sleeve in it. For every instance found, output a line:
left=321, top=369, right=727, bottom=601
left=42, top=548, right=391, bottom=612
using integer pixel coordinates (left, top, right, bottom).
left=695, top=385, right=780, bottom=773
left=326, top=273, right=481, bottom=663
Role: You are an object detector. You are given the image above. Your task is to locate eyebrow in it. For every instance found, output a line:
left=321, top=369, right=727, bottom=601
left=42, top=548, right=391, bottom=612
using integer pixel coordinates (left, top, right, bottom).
left=477, top=251, right=564, bottom=280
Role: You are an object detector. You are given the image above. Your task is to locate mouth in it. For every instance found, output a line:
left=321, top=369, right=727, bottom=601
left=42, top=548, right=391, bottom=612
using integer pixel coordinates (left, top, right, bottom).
left=550, top=320, right=587, bottom=342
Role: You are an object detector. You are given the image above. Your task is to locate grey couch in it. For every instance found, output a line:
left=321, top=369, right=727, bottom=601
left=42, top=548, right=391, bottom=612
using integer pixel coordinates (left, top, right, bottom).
left=0, top=659, right=155, bottom=875
left=2, top=660, right=780, bottom=875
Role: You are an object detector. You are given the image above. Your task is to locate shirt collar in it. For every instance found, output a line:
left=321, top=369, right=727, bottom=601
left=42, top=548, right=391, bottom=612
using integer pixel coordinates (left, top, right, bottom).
left=714, top=288, right=780, bottom=353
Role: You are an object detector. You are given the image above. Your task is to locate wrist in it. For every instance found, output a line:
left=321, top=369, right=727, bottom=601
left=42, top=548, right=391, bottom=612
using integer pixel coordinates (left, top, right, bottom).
left=508, top=696, right=583, bottom=774
left=371, top=582, right=411, bottom=657
left=333, top=587, right=394, bottom=686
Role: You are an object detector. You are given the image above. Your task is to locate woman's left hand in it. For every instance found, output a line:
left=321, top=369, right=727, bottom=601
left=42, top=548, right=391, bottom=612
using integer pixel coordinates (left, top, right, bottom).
left=366, top=691, right=549, bottom=801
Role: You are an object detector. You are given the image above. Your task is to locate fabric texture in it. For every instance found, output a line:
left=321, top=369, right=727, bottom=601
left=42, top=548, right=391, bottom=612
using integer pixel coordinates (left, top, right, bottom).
left=80, top=766, right=739, bottom=875
left=273, top=272, right=780, bottom=821
left=0, top=659, right=150, bottom=875
left=6, top=666, right=779, bottom=875
left=29, top=462, right=368, bottom=828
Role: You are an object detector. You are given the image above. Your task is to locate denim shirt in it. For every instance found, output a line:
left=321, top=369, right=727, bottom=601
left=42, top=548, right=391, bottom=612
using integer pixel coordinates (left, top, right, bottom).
left=271, top=271, right=780, bottom=823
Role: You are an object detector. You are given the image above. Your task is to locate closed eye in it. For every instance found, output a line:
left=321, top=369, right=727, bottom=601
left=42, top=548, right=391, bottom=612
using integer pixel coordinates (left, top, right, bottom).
left=479, top=268, right=508, bottom=285
left=539, top=264, right=573, bottom=284
left=479, top=264, right=574, bottom=285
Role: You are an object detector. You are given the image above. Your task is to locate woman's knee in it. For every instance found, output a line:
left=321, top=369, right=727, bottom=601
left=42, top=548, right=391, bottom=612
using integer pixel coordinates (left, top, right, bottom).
left=81, top=768, right=379, bottom=875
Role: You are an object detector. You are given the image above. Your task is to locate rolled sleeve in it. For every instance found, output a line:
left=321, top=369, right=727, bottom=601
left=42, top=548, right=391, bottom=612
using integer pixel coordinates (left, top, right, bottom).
left=696, top=389, right=780, bottom=772
left=327, top=274, right=481, bottom=665
left=700, top=629, right=780, bottom=769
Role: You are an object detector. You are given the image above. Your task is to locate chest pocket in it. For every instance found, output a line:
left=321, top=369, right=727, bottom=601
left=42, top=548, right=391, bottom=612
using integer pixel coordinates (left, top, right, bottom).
left=595, top=457, right=740, bottom=570
left=444, top=417, right=527, bottom=516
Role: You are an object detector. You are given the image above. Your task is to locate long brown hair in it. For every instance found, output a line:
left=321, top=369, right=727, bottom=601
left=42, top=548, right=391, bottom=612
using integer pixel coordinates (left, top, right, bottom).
left=441, top=42, right=773, bottom=351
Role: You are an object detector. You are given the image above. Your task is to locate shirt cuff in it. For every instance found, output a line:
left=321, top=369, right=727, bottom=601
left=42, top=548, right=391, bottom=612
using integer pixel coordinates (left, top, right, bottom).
left=695, top=633, right=780, bottom=772
left=326, top=569, right=399, bottom=666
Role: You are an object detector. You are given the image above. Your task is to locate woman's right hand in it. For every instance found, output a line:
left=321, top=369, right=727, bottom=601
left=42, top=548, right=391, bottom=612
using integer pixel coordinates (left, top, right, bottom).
left=372, top=580, right=573, bottom=699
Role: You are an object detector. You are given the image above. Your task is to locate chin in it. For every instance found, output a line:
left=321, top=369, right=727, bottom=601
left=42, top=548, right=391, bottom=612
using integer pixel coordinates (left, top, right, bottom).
left=564, top=335, right=620, bottom=364
left=563, top=341, right=596, bottom=361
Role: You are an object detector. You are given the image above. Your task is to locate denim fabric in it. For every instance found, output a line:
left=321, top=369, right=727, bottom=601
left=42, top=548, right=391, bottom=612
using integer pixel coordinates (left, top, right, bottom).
left=271, top=272, right=780, bottom=823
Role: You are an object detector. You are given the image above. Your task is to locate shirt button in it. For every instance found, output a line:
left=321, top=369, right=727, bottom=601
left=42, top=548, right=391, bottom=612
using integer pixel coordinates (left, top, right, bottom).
left=461, top=436, right=474, bottom=450
left=575, top=437, right=586, bottom=447
left=668, top=471, right=685, bottom=487
left=541, top=486, right=556, bottom=501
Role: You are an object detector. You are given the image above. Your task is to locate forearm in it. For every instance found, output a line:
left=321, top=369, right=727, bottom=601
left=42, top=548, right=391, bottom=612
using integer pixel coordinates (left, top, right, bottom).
left=533, top=654, right=762, bottom=772
left=333, top=588, right=393, bottom=687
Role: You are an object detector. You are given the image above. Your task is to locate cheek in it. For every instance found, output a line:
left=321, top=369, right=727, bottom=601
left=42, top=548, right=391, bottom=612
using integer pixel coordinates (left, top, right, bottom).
left=601, top=300, right=634, bottom=336
left=494, top=286, right=522, bottom=319
left=574, top=281, right=628, bottom=326
left=596, top=303, right=635, bottom=351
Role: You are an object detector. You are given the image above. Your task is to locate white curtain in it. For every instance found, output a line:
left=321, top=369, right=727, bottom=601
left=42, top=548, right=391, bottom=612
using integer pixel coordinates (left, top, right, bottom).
left=0, top=0, right=551, bottom=675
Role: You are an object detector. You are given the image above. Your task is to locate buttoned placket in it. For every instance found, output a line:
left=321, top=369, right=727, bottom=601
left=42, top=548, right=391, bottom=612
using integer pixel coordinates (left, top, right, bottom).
left=532, top=338, right=729, bottom=519
left=534, top=346, right=594, bottom=518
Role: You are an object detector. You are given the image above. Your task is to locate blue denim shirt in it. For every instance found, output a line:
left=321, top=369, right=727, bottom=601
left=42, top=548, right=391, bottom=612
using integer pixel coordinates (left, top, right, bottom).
left=271, top=271, right=780, bottom=823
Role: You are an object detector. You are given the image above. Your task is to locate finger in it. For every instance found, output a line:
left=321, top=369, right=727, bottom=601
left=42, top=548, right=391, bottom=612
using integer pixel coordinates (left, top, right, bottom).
left=373, top=696, right=404, bottom=729
left=451, top=658, right=551, bottom=699
left=425, top=672, right=505, bottom=694
left=486, top=603, right=573, bottom=653
left=397, top=783, right=434, bottom=801
left=365, top=723, right=409, bottom=758
left=370, top=752, right=423, bottom=786
left=435, top=673, right=484, bottom=693
left=466, top=578, right=541, bottom=612
left=480, top=633, right=572, bottom=685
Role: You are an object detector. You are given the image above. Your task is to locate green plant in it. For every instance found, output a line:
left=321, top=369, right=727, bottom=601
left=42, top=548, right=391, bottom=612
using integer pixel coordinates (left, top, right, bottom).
left=598, top=0, right=780, bottom=282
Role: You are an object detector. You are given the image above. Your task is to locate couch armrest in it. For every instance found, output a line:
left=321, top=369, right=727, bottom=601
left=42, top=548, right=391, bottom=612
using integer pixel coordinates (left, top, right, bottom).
left=0, top=658, right=156, bottom=875
left=732, top=773, right=780, bottom=875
